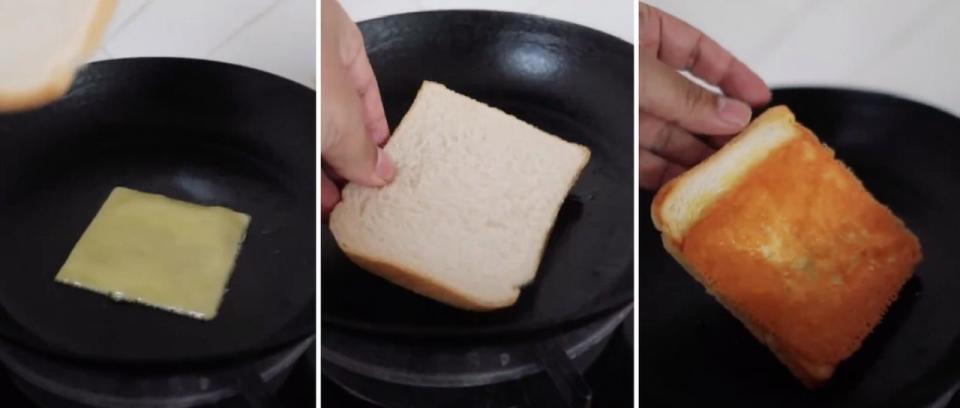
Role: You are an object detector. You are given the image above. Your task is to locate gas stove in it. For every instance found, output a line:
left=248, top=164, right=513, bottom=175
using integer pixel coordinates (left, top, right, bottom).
left=0, top=347, right=317, bottom=407
left=322, top=316, right=633, bottom=408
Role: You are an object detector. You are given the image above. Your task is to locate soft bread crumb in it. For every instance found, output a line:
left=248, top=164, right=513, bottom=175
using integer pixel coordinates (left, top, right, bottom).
left=330, top=81, right=590, bottom=311
left=0, top=0, right=116, bottom=112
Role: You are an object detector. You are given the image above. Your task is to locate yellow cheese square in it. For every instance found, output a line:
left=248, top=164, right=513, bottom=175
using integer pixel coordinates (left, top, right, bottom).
left=55, top=187, right=251, bottom=320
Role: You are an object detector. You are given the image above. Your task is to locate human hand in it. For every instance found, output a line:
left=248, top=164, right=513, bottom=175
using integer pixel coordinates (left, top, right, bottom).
left=637, top=3, right=771, bottom=190
left=321, top=0, right=393, bottom=216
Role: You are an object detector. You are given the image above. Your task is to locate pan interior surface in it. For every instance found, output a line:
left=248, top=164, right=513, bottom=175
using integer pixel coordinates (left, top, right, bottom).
left=0, top=58, right=316, bottom=363
left=639, top=88, right=960, bottom=407
left=322, top=11, right=635, bottom=337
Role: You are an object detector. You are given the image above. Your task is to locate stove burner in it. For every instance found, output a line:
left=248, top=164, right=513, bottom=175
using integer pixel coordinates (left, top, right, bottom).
left=322, top=312, right=634, bottom=408
left=0, top=342, right=317, bottom=407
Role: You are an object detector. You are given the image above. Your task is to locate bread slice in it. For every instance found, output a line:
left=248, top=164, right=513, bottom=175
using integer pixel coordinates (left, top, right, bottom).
left=329, top=81, right=590, bottom=311
left=651, top=106, right=922, bottom=388
left=0, top=0, right=116, bottom=112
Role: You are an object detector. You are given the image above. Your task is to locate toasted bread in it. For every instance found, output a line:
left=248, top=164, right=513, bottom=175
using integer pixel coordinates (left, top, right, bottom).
left=651, top=106, right=922, bottom=387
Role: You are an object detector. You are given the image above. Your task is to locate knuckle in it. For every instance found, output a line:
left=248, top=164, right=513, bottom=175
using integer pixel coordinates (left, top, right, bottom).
left=637, top=4, right=661, bottom=53
left=638, top=3, right=652, bottom=25
left=636, top=54, right=657, bottom=108
left=338, top=22, right=365, bottom=63
left=653, top=123, right=676, bottom=154
left=681, top=82, right=712, bottom=115
left=320, top=113, right=341, bottom=154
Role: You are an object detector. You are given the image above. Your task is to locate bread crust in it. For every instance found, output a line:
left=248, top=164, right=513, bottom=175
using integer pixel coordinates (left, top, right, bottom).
left=0, top=0, right=116, bottom=112
left=652, top=106, right=795, bottom=241
left=652, top=106, right=922, bottom=388
left=339, top=248, right=517, bottom=311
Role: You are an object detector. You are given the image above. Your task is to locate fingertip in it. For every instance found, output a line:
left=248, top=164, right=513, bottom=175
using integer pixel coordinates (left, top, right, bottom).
left=747, top=85, right=773, bottom=107
left=321, top=172, right=341, bottom=216
left=371, top=120, right=390, bottom=146
left=722, top=60, right=772, bottom=107
left=374, top=148, right=396, bottom=184
left=716, top=96, right=752, bottom=128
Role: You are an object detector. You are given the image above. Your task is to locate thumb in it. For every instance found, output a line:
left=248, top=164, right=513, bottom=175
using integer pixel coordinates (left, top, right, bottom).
left=638, top=52, right=753, bottom=135
left=321, top=52, right=395, bottom=187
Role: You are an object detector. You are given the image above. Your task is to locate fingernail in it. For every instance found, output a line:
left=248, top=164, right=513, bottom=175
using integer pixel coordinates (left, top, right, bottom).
left=717, top=97, right=752, bottom=128
left=374, top=148, right=396, bottom=184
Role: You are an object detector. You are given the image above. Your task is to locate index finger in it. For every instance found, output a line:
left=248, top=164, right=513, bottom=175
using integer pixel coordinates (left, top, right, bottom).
left=339, top=22, right=390, bottom=146
left=638, top=3, right=770, bottom=107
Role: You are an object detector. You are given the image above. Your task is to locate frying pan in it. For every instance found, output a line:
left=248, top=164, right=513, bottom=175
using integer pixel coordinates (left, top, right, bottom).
left=0, top=58, right=316, bottom=365
left=639, top=88, right=960, bottom=407
left=321, top=11, right=634, bottom=338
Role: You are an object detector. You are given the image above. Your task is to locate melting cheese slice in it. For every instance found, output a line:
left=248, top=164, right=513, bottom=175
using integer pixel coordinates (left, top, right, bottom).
left=55, top=187, right=251, bottom=320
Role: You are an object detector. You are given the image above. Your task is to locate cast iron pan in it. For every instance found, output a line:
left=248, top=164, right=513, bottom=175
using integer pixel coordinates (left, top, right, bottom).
left=0, top=58, right=315, bottom=364
left=639, top=88, right=960, bottom=407
left=321, top=11, right=634, bottom=337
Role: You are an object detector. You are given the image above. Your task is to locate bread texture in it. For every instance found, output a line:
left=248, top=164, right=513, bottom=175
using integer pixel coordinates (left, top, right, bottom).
left=0, top=0, right=116, bottom=112
left=651, top=106, right=922, bottom=388
left=329, top=81, right=590, bottom=311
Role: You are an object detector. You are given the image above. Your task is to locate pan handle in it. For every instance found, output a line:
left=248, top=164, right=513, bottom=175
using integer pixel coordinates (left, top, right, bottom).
left=237, top=370, right=287, bottom=408
left=534, top=340, right=592, bottom=408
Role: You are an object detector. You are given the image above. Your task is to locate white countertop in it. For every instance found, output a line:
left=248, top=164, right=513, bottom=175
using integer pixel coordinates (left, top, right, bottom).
left=340, top=0, right=634, bottom=44
left=648, top=0, right=960, bottom=116
left=90, top=0, right=316, bottom=88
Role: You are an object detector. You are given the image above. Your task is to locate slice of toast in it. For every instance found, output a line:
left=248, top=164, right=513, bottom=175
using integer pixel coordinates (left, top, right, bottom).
left=651, top=106, right=922, bottom=387
left=329, top=81, right=590, bottom=311
left=0, top=0, right=116, bottom=112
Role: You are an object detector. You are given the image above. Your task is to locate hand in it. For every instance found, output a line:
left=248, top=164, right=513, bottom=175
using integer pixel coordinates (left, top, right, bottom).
left=637, top=3, right=771, bottom=190
left=321, top=0, right=393, bottom=216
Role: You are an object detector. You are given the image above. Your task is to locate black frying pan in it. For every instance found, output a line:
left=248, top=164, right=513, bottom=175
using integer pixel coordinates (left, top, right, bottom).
left=0, top=58, right=316, bottom=365
left=321, top=11, right=634, bottom=337
left=639, top=88, right=960, bottom=407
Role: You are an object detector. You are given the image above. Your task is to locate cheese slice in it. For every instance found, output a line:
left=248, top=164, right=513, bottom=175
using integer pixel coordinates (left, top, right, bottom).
left=55, top=187, right=251, bottom=320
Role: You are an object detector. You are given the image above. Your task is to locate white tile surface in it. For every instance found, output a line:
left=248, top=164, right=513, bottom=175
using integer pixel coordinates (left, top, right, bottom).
left=647, top=0, right=960, bottom=116
left=340, top=0, right=635, bottom=44
left=417, top=0, right=544, bottom=13
left=211, top=0, right=316, bottom=88
left=339, top=0, right=421, bottom=21
left=532, top=0, right=634, bottom=43
left=105, top=0, right=276, bottom=57
left=103, top=0, right=151, bottom=40
left=89, top=47, right=113, bottom=62
left=90, top=0, right=315, bottom=88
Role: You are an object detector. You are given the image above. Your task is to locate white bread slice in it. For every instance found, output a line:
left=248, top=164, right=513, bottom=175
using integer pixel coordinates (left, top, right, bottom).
left=0, top=0, right=116, bottom=112
left=329, top=81, right=590, bottom=311
left=652, top=106, right=921, bottom=388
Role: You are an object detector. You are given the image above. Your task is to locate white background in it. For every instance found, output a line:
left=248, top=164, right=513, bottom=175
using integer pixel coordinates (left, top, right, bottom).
left=95, top=1, right=960, bottom=115
left=648, top=0, right=960, bottom=116
left=88, top=0, right=316, bottom=88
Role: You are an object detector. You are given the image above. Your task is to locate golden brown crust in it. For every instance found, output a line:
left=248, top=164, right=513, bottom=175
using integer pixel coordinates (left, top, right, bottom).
left=0, top=0, right=116, bottom=112
left=662, top=237, right=832, bottom=387
left=652, top=106, right=797, bottom=242
left=339, top=248, right=516, bottom=311
left=652, top=106, right=922, bottom=388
